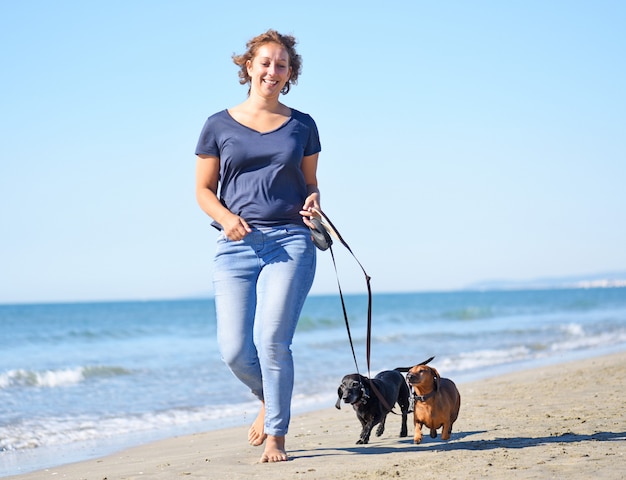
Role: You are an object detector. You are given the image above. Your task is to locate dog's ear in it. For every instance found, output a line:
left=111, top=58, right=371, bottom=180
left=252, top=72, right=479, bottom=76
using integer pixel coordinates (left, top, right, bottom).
left=419, top=356, right=435, bottom=366
left=335, top=386, right=343, bottom=409
left=431, top=367, right=441, bottom=391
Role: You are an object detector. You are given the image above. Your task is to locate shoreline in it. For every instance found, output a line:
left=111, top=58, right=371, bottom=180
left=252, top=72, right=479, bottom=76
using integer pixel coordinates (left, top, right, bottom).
left=5, top=350, right=625, bottom=479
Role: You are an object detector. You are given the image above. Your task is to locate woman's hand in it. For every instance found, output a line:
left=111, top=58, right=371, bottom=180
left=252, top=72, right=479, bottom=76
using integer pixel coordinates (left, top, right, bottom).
left=196, top=155, right=251, bottom=241
left=300, top=187, right=320, bottom=229
left=220, top=212, right=252, bottom=241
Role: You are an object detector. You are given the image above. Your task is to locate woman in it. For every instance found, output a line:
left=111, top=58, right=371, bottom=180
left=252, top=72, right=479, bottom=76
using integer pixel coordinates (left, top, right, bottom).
left=194, top=30, right=321, bottom=463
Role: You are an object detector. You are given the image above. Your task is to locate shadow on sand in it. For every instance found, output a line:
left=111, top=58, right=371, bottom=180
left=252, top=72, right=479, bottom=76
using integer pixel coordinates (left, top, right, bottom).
left=290, top=430, right=626, bottom=459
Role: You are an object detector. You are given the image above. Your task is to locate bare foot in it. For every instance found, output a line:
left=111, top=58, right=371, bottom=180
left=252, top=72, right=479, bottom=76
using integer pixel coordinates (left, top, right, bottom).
left=260, top=435, right=288, bottom=463
left=248, top=404, right=267, bottom=446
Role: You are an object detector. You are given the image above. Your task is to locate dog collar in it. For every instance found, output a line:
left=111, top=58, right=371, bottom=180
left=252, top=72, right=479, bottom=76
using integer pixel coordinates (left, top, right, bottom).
left=355, top=384, right=370, bottom=405
left=413, top=390, right=436, bottom=402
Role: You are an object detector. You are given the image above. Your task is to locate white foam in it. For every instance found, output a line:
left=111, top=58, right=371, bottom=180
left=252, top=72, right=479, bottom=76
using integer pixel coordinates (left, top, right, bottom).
left=550, top=329, right=626, bottom=352
left=560, top=323, right=585, bottom=337
left=0, top=366, right=131, bottom=389
left=0, top=400, right=261, bottom=452
left=438, top=346, right=532, bottom=372
left=0, top=368, right=84, bottom=389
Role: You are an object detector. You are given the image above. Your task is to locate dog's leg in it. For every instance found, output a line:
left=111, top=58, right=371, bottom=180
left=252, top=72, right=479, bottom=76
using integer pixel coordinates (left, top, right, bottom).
left=399, top=389, right=409, bottom=438
left=358, top=422, right=374, bottom=444
left=413, top=416, right=424, bottom=444
left=441, top=421, right=452, bottom=440
left=413, top=425, right=423, bottom=444
left=400, top=409, right=408, bottom=438
left=355, top=414, right=367, bottom=445
left=375, top=414, right=387, bottom=437
left=430, top=427, right=438, bottom=438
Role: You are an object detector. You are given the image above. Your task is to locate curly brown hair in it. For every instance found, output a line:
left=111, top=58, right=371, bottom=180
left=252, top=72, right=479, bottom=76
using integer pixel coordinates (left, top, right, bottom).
left=232, top=29, right=302, bottom=95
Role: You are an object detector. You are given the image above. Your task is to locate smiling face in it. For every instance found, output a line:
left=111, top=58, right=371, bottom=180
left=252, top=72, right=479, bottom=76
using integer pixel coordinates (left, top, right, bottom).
left=246, top=42, right=292, bottom=98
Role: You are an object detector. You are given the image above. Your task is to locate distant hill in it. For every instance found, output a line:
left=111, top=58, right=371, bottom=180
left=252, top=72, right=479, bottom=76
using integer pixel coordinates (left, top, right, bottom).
left=466, top=271, right=626, bottom=291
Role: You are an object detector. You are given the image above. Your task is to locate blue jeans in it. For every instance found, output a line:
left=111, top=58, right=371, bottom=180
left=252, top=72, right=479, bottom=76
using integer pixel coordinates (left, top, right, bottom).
left=213, top=225, right=316, bottom=436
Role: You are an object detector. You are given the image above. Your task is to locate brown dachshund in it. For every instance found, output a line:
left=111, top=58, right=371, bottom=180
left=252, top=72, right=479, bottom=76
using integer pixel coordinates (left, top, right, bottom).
left=397, top=357, right=461, bottom=444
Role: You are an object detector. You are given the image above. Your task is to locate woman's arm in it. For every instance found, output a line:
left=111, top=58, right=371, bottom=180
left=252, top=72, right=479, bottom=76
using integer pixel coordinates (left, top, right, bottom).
left=195, top=154, right=251, bottom=240
left=299, top=152, right=320, bottom=228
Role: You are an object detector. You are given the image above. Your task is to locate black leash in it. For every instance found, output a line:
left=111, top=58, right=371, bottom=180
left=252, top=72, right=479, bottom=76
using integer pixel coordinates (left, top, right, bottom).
left=310, top=209, right=394, bottom=413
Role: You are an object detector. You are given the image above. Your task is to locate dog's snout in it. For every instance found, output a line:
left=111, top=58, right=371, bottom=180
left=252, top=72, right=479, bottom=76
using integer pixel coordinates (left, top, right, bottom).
left=407, top=369, right=430, bottom=385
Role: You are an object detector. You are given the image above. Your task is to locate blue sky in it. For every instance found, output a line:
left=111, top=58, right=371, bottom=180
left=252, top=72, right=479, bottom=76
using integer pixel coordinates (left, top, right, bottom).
left=1, top=1, right=625, bottom=304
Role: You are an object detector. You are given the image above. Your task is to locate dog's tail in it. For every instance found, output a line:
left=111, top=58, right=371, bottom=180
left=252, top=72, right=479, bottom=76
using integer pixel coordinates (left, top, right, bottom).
left=395, top=356, right=435, bottom=372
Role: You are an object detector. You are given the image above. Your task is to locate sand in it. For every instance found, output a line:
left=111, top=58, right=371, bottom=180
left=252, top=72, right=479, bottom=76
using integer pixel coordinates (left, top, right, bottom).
left=6, top=351, right=626, bottom=480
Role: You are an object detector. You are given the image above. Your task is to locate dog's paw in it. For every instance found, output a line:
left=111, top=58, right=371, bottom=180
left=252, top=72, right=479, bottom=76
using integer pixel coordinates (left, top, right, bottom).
left=430, top=428, right=437, bottom=438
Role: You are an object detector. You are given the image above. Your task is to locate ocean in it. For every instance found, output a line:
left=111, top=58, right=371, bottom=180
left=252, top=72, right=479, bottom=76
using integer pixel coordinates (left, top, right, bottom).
left=2, top=287, right=626, bottom=476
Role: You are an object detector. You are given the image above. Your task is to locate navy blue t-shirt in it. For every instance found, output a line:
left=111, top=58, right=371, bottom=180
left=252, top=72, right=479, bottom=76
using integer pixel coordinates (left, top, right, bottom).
left=195, top=109, right=321, bottom=229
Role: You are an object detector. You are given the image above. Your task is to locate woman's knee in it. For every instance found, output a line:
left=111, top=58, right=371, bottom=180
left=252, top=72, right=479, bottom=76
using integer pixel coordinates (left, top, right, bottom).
left=259, top=340, right=293, bottom=365
left=220, top=343, right=257, bottom=371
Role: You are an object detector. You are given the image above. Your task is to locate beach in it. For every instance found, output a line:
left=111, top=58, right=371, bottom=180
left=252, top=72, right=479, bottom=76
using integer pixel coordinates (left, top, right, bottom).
left=6, top=350, right=625, bottom=480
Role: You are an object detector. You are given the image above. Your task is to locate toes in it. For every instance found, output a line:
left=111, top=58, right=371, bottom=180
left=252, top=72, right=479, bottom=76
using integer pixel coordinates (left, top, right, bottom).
left=260, top=448, right=288, bottom=463
left=248, top=406, right=267, bottom=446
left=260, top=436, right=287, bottom=462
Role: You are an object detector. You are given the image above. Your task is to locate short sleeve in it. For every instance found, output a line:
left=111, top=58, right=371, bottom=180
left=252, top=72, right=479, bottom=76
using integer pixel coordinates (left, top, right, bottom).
left=195, top=114, right=221, bottom=157
left=302, top=113, right=321, bottom=157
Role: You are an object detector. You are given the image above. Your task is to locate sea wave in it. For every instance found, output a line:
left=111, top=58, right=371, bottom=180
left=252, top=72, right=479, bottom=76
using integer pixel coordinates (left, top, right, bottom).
left=434, top=325, right=626, bottom=374
left=0, top=402, right=252, bottom=452
left=550, top=329, right=626, bottom=352
left=0, top=390, right=336, bottom=453
left=0, top=366, right=132, bottom=389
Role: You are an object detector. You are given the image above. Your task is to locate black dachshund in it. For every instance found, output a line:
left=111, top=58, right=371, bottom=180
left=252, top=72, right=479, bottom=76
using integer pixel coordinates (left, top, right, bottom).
left=335, top=370, right=410, bottom=444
